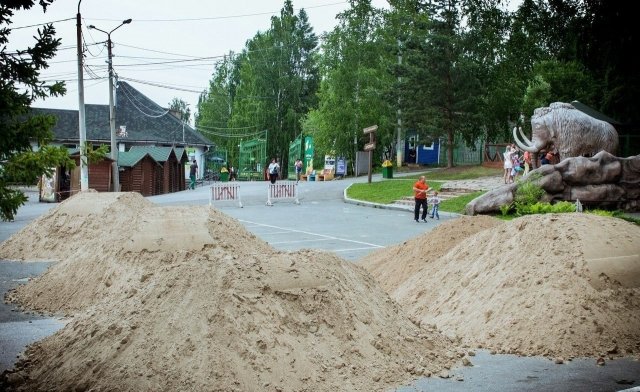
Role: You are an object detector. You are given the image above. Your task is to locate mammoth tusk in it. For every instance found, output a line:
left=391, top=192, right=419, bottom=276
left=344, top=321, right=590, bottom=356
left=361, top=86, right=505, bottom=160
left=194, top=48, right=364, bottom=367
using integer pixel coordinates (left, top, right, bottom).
left=517, top=127, right=533, bottom=146
left=513, top=127, right=538, bottom=153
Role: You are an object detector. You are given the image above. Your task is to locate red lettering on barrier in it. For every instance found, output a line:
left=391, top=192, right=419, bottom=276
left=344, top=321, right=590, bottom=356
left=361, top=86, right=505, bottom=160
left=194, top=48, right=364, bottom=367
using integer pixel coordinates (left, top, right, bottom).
left=266, top=182, right=298, bottom=206
left=214, top=185, right=239, bottom=201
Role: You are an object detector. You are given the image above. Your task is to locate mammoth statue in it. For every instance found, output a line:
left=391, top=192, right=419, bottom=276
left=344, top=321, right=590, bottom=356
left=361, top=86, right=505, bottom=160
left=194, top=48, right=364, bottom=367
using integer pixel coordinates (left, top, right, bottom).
left=513, top=102, right=618, bottom=161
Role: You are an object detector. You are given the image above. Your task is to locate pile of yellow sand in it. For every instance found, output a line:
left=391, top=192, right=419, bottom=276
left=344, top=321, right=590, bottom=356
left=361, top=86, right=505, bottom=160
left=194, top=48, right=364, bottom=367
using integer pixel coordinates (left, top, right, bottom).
left=360, top=213, right=640, bottom=359
left=1, top=192, right=459, bottom=391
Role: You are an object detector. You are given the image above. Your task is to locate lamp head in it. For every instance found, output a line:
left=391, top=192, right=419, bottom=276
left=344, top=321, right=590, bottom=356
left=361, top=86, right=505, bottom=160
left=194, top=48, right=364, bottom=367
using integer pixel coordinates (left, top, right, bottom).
left=123, top=19, right=132, bottom=24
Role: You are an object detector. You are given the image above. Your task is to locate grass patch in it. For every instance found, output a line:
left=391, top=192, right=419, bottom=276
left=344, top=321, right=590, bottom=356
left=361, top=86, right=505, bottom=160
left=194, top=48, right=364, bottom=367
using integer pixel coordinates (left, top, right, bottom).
left=586, top=209, right=640, bottom=225
left=347, top=180, right=443, bottom=204
left=347, top=165, right=495, bottom=212
left=395, top=165, right=502, bottom=181
left=427, top=165, right=502, bottom=180
left=440, top=191, right=485, bottom=214
left=620, top=215, right=640, bottom=225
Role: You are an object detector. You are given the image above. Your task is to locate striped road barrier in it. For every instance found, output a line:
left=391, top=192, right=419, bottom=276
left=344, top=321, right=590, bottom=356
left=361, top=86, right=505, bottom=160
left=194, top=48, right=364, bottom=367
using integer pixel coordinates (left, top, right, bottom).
left=209, top=183, right=243, bottom=208
left=266, top=181, right=300, bottom=206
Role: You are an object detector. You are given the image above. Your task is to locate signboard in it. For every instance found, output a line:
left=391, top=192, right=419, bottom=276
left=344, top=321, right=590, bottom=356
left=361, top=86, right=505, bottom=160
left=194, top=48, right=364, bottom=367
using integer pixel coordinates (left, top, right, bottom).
left=304, top=136, right=314, bottom=173
left=324, top=155, right=335, bottom=171
left=364, top=142, right=376, bottom=151
left=336, top=157, right=346, bottom=176
left=363, top=125, right=378, bottom=134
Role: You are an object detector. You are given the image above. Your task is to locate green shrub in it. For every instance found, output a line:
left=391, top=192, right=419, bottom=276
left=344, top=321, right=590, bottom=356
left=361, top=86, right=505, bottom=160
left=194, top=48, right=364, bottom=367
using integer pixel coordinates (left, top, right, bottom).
left=552, top=201, right=576, bottom=213
left=514, top=174, right=545, bottom=206
left=587, top=209, right=616, bottom=217
left=516, top=201, right=576, bottom=215
left=500, top=203, right=512, bottom=216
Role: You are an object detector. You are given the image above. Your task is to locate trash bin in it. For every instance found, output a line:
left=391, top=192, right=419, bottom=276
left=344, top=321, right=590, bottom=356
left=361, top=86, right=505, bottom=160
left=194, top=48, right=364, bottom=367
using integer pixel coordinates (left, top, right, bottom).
left=382, top=166, right=393, bottom=179
left=220, top=172, right=229, bottom=182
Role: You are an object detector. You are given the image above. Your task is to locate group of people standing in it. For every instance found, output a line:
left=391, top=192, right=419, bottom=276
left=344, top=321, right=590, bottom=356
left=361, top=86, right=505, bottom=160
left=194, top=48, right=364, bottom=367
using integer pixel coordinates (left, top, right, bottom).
left=503, top=144, right=526, bottom=184
left=412, top=176, right=441, bottom=222
left=503, top=144, right=559, bottom=184
left=540, top=149, right=558, bottom=165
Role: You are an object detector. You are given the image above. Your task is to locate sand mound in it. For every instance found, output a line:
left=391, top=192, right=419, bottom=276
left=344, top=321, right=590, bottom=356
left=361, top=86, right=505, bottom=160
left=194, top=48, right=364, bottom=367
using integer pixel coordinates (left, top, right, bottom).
left=0, top=191, right=153, bottom=262
left=362, top=213, right=640, bottom=359
left=4, top=192, right=267, bottom=315
left=1, top=193, right=459, bottom=391
left=359, top=215, right=502, bottom=294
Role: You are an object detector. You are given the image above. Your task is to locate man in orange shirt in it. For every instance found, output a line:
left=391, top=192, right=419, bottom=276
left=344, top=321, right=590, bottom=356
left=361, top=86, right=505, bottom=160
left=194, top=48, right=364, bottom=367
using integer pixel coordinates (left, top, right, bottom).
left=413, top=175, right=429, bottom=223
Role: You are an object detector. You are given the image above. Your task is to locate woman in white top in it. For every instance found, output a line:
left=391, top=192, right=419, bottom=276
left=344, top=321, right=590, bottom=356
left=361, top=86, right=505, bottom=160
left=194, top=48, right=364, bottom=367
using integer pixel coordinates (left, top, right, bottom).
left=503, top=144, right=513, bottom=184
left=268, top=158, right=280, bottom=184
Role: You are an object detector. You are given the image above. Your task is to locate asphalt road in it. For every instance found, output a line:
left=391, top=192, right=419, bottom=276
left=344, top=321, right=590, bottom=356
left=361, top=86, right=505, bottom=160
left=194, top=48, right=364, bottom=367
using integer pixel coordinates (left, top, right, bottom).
left=1, top=177, right=638, bottom=391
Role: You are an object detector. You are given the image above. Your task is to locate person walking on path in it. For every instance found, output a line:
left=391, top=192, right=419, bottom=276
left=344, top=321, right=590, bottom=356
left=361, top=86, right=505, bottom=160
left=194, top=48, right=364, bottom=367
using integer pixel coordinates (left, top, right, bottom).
left=429, top=191, right=441, bottom=220
left=294, top=158, right=303, bottom=184
left=268, top=158, right=280, bottom=184
left=189, top=158, right=198, bottom=190
left=413, top=175, right=429, bottom=223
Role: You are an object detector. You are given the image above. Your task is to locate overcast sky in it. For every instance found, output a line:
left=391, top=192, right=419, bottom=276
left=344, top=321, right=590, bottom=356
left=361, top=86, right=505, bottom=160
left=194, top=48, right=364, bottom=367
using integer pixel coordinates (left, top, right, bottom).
left=8, top=0, right=389, bottom=119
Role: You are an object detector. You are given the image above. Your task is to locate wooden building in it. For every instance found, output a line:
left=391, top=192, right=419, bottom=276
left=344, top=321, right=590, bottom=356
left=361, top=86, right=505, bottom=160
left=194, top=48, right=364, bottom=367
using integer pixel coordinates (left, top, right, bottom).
left=118, top=150, right=162, bottom=196
left=128, top=146, right=188, bottom=194
left=70, top=152, right=114, bottom=193
left=29, top=81, right=214, bottom=198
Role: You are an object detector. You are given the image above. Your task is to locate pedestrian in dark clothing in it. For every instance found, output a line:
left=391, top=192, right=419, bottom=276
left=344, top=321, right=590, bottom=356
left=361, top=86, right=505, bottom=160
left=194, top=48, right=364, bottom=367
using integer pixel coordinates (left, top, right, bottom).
left=189, top=158, right=198, bottom=189
left=268, top=158, right=279, bottom=184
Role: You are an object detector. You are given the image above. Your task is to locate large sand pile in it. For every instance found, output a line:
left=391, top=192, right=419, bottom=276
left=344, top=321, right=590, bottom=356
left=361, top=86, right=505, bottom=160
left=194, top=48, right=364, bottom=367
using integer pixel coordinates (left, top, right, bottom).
left=359, top=215, right=502, bottom=294
left=2, top=191, right=267, bottom=315
left=1, top=192, right=459, bottom=391
left=0, top=191, right=153, bottom=262
left=361, top=213, right=640, bottom=359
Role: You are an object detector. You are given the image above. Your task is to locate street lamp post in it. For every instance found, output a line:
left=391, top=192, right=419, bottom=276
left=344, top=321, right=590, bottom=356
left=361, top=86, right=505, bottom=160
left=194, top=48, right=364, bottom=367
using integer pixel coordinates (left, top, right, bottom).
left=76, top=0, right=88, bottom=191
left=88, top=19, right=131, bottom=192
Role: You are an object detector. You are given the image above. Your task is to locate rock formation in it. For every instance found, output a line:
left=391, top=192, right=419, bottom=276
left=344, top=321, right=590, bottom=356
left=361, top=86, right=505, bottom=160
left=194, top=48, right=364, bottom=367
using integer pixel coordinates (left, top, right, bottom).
left=466, top=151, right=640, bottom=215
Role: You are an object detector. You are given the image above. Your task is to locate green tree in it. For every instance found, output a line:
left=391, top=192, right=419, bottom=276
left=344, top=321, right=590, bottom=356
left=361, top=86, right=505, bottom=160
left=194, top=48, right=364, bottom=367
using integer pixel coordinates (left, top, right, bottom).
left=460, top=0, right=522, bottom=142
left=505, top=0, right=631, bottom=126
left=199, top=0, right=319, bottom=174
left=522, top=74, right=550, bottom=124
left=393, top=0, right=486, bottom=167
left=572, top=1, right=638, bottom=124
left=196, top=54, right=242, bottom=166
left=1, top=0, right=74, bottom=221
left=303, top=0, right=394, bottom=169
left=168, top=97, right=191, bottom=123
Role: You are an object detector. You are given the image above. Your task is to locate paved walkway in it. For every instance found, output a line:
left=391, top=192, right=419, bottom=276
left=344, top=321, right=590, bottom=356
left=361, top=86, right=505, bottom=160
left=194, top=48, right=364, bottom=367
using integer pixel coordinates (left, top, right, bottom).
left=440, top=175, right=506, bottom=191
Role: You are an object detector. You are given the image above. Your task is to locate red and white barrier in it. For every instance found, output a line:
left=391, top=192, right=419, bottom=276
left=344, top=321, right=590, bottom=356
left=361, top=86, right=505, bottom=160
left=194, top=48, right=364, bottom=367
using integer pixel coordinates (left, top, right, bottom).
left=209, top=183, right=243, bottom=208
left=266, top=181, right=300, bottom=206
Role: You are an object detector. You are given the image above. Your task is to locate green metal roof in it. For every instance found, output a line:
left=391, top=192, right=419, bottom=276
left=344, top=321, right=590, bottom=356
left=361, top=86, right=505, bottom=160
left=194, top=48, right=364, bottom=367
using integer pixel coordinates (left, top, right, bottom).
left=129, top=145, right=174, bottom=162
left=118, top=150, right=159, bottom=168
left=174, top=148, right=187, bottom=161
